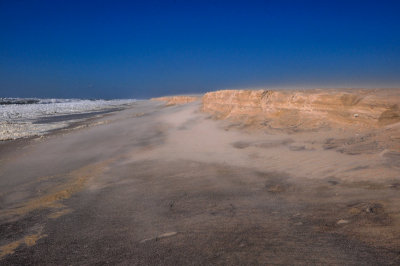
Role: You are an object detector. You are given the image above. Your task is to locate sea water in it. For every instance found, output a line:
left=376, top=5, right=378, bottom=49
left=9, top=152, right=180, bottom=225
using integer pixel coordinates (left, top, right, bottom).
left=0, top=98, right=136, bottom=140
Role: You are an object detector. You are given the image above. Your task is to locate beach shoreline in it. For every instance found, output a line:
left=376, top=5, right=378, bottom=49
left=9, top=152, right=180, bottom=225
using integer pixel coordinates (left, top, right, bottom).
left=1, top=90, right=400, bottom=264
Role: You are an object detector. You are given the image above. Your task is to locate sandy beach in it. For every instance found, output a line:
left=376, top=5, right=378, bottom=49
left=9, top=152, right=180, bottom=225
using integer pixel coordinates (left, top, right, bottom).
left=1, top=89, right=400, bottom=265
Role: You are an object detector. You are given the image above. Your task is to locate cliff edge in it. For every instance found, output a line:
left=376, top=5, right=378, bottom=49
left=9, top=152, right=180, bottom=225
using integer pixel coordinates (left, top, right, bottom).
left=202, top=89, right=400, bottom=131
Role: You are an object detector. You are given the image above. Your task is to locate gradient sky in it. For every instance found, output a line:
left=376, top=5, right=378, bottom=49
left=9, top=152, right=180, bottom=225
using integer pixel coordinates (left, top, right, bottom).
left=1, top=0, right=400, bottom=99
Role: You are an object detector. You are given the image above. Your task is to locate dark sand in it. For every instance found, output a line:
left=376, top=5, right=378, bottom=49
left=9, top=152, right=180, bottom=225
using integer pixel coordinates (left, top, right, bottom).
left=1, top=100, right=400, bottom=265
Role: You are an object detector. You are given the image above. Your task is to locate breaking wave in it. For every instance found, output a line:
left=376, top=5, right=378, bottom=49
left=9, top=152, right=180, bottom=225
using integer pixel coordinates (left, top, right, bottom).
left=0, top=98, right=137, bottom=141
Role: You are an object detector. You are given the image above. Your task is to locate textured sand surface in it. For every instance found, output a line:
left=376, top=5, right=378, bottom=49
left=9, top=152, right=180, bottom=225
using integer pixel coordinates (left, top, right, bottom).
left=1, top=91, right=400, bottom=265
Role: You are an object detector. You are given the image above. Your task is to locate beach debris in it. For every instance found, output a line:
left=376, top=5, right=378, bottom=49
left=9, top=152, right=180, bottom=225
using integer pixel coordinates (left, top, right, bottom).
left=337, top=219, right=350, bottom=224
left=140, top=232, right=178, bottom=243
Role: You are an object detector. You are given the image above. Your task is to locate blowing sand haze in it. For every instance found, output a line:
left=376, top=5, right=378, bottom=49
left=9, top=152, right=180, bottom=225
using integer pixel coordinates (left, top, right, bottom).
left=1, top=88, right=400, bottom=264
left=2, top=1, right=400, bottom=264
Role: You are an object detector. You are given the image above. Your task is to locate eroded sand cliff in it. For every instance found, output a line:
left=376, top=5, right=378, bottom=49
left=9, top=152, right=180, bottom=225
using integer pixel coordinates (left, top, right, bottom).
left=202, top=89, right=400, bottom=130
left=150, top=90, right=400, bottom=154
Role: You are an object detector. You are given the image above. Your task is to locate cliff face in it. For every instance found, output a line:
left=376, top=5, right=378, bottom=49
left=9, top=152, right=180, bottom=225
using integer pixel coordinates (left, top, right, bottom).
left=151, top=96, right=200, bottom=106
left=202, top=89, right=400, bottom=130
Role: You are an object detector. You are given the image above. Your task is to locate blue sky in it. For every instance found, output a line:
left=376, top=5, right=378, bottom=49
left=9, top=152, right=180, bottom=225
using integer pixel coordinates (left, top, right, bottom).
left=1, top=0, right=399, bottom=99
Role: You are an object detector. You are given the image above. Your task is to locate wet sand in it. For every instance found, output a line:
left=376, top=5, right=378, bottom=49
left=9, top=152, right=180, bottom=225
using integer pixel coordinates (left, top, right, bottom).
left=1, top=99, right=400, bottom=265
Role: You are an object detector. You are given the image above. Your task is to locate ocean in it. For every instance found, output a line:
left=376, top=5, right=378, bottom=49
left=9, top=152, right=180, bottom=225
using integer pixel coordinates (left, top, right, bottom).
left=0, top=98, right=137, bottom=141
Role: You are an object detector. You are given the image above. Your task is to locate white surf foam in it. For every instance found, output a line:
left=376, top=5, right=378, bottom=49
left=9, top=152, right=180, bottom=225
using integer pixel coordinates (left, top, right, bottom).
left=0, top=98, right=137, bottom=140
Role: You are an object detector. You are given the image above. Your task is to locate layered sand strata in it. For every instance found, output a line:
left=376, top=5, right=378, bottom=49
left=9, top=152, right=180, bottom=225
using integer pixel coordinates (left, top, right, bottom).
left=201, top=89, right=400, bottom=154
left=201, top=89, right=400, bottom=130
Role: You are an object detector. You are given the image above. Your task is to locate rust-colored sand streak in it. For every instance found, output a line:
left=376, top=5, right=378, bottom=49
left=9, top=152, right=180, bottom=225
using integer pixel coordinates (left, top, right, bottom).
left=1, top=159, right=113, bottom=221
left=0, top=160, right=114, bottom=260
left=0, top=228, right=46, bottom=258
left=47, top=208, right=73, bottom=219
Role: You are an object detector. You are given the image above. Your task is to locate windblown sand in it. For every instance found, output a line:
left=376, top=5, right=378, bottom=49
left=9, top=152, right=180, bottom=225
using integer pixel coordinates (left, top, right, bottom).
left=1, top=89, right=400, bottom=264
